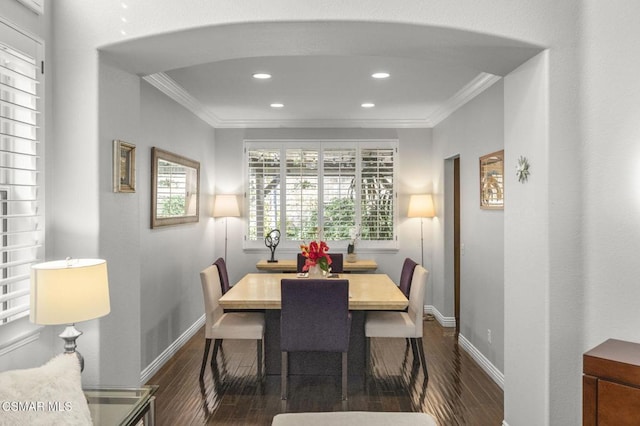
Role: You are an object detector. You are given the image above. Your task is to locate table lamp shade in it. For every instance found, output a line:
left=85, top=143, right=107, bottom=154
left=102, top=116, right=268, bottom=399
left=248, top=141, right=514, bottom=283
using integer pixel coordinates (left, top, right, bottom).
left=30, top=259, right=110, bottom=325
left=408, top=194, right=435, bottom=218
left=213, top=194, right=240, bottom=218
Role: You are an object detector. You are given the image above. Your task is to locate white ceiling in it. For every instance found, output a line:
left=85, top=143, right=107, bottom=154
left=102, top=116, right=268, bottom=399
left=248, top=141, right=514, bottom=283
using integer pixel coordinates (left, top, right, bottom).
left=103, top=21, right=542, bottom=128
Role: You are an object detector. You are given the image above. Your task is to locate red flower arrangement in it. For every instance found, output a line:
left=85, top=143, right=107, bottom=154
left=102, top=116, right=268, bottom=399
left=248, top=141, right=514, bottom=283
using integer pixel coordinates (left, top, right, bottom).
left=300, top=240, right=332, bottom=273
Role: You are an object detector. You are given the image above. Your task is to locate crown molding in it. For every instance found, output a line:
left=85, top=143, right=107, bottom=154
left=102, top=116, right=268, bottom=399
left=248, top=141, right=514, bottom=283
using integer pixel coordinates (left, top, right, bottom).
left=144, top=71, right=500, bottom=129
left=143, top=73, right=222, bottom=128
left=427, top=72, right=501, bottom=126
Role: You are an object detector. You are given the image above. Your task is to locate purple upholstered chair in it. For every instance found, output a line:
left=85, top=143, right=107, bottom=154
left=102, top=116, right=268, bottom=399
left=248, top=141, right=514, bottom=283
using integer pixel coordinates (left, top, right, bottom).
left=399, top=257, right=418, bottom=299
left=280, top=278, right=351, bottom=400
left=296, top=253, right=344, bottom=273
left=213, top=257, right=230, bottom=294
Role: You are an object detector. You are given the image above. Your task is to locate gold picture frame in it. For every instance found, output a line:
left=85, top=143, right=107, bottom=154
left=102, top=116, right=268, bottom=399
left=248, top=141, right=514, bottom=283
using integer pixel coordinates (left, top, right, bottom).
left=113, top=140, right=136, bottom=193
left=479, top=150, right=504, bottom=209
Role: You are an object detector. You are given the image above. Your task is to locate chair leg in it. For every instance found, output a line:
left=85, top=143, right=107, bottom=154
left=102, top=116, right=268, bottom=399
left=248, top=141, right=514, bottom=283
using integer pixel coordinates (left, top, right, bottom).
left=281, top=351, right=288, bottom=400
left=416, top=337, right=429, bottom=379
left=409, top=338, right=420, bottom=365
left=200, top=338, right=212, bottom=379
left=211, top=339, right=222, bottom=368
left=257, top=339, right=263, bottom=379
left=365, top=337, right=371, bottom=374
left=342, top=352, right=348, bottom=401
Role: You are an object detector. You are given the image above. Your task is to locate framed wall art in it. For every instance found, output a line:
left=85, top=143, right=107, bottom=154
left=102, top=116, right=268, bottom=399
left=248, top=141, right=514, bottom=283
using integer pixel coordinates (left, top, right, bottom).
left=113, top=140, right=136, bottom=193
left=479, top=150, right=504, bottom=210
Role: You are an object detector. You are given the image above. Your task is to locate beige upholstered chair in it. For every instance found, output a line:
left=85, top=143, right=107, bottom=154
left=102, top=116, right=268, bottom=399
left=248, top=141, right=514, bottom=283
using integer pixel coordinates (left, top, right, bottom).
left=365, top=265, right=429, bottom=378
left=199, top=264, right=265, bottom=380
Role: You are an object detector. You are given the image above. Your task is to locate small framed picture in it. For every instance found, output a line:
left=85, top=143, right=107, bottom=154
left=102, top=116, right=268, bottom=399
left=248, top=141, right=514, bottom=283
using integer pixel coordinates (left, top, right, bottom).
left=479, top=150, right=504, bottom=209
left=113, top=140, right=136, bottom=192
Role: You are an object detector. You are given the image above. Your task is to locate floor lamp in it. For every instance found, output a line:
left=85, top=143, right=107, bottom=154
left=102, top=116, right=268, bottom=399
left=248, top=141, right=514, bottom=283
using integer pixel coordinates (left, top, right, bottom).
left=408, top=194, right=435, bottom=266
left=213, top=194, right=240, bottom=262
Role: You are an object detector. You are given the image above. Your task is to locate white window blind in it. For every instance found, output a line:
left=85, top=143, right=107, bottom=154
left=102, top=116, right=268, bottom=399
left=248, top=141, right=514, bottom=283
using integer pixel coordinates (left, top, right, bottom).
left=285, top=148, right=318, bottom=241
left=322, top=148, right=356, bottom=240
left=0, top=23, right=43, bottom=326
left=247, top=148, right=281, bottom=241
left=245, top=141, right=397, bottom=249
left=360, top=147, right=395, bottom=241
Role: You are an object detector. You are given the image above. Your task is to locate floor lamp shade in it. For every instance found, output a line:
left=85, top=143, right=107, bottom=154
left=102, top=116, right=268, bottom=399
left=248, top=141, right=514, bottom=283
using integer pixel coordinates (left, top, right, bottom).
left=408, top=194, right=435, bottom=218
left=213, top=194, right=240, bottom=218
left=30, top=259, right=110, bottom=325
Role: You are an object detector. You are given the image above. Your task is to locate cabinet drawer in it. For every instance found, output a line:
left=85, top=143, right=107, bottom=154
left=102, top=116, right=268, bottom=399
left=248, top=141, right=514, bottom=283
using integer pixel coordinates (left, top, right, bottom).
left=598, top=380, right=640, bottom=425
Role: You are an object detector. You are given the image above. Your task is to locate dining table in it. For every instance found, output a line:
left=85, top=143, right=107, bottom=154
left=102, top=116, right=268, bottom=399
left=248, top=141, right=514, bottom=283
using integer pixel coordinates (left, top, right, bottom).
left=219, top=273, right=408, bottom=376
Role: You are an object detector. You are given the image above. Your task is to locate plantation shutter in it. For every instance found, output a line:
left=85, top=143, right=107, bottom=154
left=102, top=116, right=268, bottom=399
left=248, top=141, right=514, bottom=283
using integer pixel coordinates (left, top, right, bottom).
left=247, top=148, right=281, bottom=240
left=360, top=147, right=395, bottom=241
left=0, top=23, right=43, bottom=325
left=322, top=148, right=356, bottom=239
left=284, top=148, right=318, bottom=241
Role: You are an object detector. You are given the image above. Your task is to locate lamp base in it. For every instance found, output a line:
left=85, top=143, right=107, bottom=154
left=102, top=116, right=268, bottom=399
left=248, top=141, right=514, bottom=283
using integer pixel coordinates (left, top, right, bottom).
left=59, top=324, right=84, bottom=372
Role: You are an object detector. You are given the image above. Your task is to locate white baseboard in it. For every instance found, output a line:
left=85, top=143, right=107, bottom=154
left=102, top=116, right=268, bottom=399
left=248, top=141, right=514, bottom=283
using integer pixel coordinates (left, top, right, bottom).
left=458, top=333, right=505, bottom=389
left=502, top=421, right=509, bottom=426
left=424, top=304, right=456, bottom=328
left=423, top=305, right=504, bottom=390
left=139, top=314, right=205, bottom=384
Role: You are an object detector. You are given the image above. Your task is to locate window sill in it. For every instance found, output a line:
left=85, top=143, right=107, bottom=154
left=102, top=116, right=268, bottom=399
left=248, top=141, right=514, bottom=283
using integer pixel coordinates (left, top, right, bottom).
left=0, top=323, right=44, bottom=357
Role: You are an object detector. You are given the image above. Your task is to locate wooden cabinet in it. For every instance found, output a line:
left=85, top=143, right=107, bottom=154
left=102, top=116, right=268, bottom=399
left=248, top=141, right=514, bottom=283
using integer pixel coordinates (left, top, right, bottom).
left=583, top=339, right=640, bottom=425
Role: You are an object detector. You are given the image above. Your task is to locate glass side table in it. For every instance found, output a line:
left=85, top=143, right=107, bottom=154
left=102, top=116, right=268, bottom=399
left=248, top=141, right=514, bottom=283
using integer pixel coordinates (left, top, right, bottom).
left=84, top=385, right=158, bottom=426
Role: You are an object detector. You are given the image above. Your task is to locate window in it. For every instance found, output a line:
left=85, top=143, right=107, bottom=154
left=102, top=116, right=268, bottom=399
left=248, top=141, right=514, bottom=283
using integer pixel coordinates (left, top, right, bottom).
left=0, top=21, right=44, bottom=327
left=245, top=140, right=397, bottom=250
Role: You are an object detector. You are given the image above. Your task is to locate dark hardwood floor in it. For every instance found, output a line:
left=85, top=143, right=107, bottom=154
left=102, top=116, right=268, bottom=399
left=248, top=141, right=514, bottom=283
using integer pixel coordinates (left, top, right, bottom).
left=146, top=318, right=503, bottom=425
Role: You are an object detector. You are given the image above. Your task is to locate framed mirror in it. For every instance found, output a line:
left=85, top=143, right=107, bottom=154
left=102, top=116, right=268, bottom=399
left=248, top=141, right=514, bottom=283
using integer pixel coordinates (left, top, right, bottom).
left=151, top=147, right=200, bottom=228
left=479, top=150, right=504, bottom=210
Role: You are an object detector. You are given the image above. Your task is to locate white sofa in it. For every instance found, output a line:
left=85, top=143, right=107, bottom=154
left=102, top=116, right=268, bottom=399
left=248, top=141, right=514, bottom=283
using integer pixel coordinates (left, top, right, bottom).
left=0, top=354, right=92, bottom=425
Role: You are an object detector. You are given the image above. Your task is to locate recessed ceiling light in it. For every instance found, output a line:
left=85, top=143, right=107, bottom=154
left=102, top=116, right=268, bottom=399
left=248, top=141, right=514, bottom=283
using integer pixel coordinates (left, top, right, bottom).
left=371, top=72, right=390, bottom=79
left=253, top=73, right=272, bottom=79
left=361, top=103, right=375, bottom=108
left=270, top=103, right=284, bottom=108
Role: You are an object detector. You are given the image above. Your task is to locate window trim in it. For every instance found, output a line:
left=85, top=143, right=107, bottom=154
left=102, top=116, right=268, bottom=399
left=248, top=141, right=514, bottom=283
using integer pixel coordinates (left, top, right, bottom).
left=243, top=139, right=398, bottom=252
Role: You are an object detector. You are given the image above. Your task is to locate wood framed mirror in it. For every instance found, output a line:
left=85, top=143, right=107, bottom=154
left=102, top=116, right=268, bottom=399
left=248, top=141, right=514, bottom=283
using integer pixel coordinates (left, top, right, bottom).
left=151, top=147, right=200, bottom=228
left=479, top=150, right=504, bottom=210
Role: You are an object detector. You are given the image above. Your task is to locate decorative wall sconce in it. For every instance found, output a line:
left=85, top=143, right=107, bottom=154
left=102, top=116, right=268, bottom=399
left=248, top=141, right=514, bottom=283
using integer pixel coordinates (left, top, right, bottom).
left=516, top=156, right=530, bottom=183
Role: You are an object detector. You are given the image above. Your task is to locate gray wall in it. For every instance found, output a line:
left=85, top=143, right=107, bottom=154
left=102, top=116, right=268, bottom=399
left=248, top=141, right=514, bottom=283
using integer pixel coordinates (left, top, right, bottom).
left=432, top=81, right=505, bottom=372
left=139, top=81, right=216, bottom=369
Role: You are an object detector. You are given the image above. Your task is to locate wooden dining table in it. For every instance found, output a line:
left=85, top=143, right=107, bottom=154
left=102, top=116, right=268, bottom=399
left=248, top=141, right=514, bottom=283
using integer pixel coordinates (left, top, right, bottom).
left=219, top=273, right=408, bottom=376
left=219, top=273, right=407, bottom=310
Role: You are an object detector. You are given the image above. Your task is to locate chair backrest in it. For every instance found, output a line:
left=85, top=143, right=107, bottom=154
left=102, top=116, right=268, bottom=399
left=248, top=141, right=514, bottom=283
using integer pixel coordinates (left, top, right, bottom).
left=408, top=265, right=429, bottom=338
left=280, top=279, right=350, bottom=352
left=296, top=253, right=344, bottom=273
left=213, top=257, right=230, bottom=294
left=200, top=264, right=224, bottom=338
left=399, top=257, right=418, bottom=298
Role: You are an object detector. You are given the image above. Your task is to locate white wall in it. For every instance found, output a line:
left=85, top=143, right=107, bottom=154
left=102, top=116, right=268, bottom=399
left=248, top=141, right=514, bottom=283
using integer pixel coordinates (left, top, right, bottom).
left=432, top=81, right=505, bottom=371
left=582, top=0, right=640, bottom=367
left=139, top=81, right=216, bottom=369
left=503, top=52, right=550, bottom=424
left=214, top=128, right=433, bottom=288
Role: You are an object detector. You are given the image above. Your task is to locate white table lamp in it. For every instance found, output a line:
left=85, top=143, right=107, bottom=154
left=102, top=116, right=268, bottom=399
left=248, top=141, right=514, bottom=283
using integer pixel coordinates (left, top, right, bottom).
left=213, top=194, right=241, bottom=262
left=30, top=258, right=110, bottom=371
left=408, top=194, right=435, bottom=266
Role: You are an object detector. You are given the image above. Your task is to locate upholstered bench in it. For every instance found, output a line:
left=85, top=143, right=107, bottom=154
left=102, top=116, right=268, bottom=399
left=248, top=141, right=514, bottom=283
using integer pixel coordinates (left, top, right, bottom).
left=272, top=411, right=438, bottom=425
